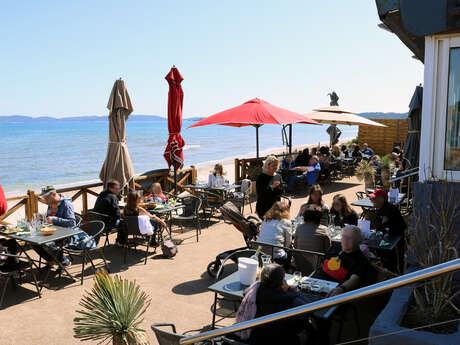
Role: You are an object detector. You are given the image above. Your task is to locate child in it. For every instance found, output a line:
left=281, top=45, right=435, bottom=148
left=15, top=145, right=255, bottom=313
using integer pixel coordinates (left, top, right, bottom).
left=148, top=183, right=168, bottom=203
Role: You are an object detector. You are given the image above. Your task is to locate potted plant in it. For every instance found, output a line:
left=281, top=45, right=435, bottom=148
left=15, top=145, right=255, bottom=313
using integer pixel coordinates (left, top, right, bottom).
left=355, top=161, right=375, bottom=190
left=74, top=270, right=151, bottom=345
left=370, top=180, right=460, bottom=344
left=378, top=154, right=393, bottom=190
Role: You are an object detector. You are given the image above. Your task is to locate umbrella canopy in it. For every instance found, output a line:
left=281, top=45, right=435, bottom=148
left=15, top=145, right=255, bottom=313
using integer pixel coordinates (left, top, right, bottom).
left=403, top=85, right=423, bottom=168
left=100, top=79, right=135, bottom=189
left=163, top=67, right=185, bottom=171
left=189, top=98, right=318, bottom=157
left=302, top=109, right=387, bottom=127
left=327, top=124, right=342, bottom=146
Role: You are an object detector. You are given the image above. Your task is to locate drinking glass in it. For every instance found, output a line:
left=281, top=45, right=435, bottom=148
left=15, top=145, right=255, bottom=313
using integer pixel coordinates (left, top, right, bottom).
left=293, top=271, right=302, bottom=282
left=261, top=254, right=272, bottom=267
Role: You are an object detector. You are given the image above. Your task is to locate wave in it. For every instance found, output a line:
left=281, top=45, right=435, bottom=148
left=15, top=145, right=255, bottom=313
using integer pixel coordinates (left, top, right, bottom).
left=183, top=144, right=201, bottom=151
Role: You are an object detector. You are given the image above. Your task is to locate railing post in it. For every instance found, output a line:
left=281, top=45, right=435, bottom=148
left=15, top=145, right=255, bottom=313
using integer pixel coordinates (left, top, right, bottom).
left=241, top=159, right=246, bottom=181
left=26, top=190, right=37, bottom=221
left=234, top=159, right=239, bottom=184
left=191, top=165, right=197, bottom=184
left=82, top=189, right=88, bottom=215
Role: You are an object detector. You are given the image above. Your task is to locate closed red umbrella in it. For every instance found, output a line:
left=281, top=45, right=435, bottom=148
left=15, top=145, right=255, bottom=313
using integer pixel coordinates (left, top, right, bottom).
left=164, top=66, right=185, bottom=192
left=189, top=98, right=318, bottom=157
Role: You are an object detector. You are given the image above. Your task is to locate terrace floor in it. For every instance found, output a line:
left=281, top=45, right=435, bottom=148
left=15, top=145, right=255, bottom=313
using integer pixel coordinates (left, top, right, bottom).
left=0, top=176, right=385, bottom=345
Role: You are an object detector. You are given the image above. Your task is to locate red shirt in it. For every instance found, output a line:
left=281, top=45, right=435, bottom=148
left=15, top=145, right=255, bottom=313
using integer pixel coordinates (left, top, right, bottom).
left=0, top=184, right=7, bottom=216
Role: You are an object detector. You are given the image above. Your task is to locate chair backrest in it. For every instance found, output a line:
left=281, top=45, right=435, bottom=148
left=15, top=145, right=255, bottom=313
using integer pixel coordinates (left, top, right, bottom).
left=151, top=324, right=183, bottom=345
left=180, top=196, right=201, bottom=217
left=79, top=220, right=105, bottom=246
left=121, top=216, right=141, bottom=236
left=241, top=179, right=252, bottom=194
left=291, top=248, right=324, bottom=276
left=215, top=248, right=257, bottom=281
left=74, top=215, right=82, bottom=227
left=356, top=191, right=367, bottom=200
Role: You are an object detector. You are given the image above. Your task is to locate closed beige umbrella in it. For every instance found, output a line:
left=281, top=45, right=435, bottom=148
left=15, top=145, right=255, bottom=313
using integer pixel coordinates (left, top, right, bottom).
left=302, top=106, right=387, bottom=127
left=99, top=79, right=135, bottom=189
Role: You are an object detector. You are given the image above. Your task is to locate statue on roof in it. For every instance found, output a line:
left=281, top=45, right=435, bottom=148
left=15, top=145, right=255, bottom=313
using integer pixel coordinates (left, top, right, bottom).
left=328, top=91, right=339, bottom=106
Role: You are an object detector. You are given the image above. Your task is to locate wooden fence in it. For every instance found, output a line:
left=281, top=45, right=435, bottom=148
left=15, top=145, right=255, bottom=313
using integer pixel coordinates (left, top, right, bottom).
left=0, top=166, right=196, bottom=225
left=358, top=118, right=409, bottom=156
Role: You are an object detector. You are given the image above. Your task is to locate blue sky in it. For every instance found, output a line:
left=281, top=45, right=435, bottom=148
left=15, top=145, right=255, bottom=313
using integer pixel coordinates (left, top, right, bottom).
left=0, top=1, right=423, bottom=118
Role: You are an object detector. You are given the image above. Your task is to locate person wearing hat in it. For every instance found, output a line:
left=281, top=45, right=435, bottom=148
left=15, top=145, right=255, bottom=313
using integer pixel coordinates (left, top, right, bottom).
left=370, top=188, right=406, bottom=273
left=369, top=189, right=406, bottom=237
left=39, top=186, right=76, bottom=228
left=31, top=186, right=78, bottom=268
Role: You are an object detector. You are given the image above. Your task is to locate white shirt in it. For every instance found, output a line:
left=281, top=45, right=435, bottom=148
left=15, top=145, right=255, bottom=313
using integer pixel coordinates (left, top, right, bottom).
left=208, top=173, right=225, bottom=187
left=257, top=219, right=292, bottom=258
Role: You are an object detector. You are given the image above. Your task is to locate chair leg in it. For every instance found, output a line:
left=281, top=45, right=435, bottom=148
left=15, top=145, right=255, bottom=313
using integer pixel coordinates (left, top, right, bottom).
left=0, top=277, right=10, bottom=308
left=86, top=251, right=97, bottom=272
left=144, top=237, right=150, bottom=265
left=249, top=198, right=253, bottom=213
left=100, top=249, right=110, bottom=273
left=196, top=218, right=200, bottom=242
left=81, top=254, right=85, bottom=285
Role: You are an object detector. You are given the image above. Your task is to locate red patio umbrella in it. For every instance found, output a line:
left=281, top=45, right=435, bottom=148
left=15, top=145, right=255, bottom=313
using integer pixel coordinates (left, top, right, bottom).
left=164, top=66, right=185, bottom=193
left=189, top=98, right=318, bottom=157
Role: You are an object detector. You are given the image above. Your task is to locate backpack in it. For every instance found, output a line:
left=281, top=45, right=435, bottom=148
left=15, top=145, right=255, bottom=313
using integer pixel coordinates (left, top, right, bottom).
left=161, top=238, right=177, bottom=258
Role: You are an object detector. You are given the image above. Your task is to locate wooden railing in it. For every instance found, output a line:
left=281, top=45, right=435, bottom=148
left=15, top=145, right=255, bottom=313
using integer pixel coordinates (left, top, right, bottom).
left=1, top=166, right=197, bottom=225
left=234, top=153, right=293, bottom=183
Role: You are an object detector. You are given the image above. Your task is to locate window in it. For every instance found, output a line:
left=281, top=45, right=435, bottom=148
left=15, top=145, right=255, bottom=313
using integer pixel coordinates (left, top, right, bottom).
left=444, top=47, right=460, bottom=171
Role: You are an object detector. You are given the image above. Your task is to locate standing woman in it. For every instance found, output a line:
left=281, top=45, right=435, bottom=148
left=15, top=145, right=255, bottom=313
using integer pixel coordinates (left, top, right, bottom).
left=297, top=184, right=329, bottom=225
left=330, top=194, right=358, bottom=227
left=256, top=155, right=283, bottom=219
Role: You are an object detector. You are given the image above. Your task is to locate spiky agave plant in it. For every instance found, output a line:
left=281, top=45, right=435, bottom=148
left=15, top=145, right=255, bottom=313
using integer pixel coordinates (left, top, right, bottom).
left=74, top=270, right=151, bottom=345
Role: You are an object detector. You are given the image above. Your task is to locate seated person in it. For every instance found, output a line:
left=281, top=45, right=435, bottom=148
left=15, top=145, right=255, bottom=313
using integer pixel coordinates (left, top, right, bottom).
left=370, top=189, right=406, bottom=273
left=361, top=143, right=374, bottom=157
left=0, top=185, right=19, bottom=269
left=257, top=200, right=292, bottom=265
left=294, top=148, right=311, bottom=166
left=93, top=179, right=121, bottom=228
left=319, top=146, right=330, bottom=157
left=147, top=182, right=168, bottom=203
left=281, top=155, right=295, bottom=170
left=370, top=189, right=406, bottom=236
left=117, top=191, right=167, bottom=245
left=208, top=163, right=225, bottom=187
left=341, top=145, right=349, bottom=158
left=297, top=184, right=329, bottom=225
left=289, top=156, right=321, bottom=191
left=330, top=194, right=358, bottom=227
left=351, top=144, right=362, bottom=161
left=0, top=184, right=6, bottom=217
left=294, top=205, right=331, bottom=254
left=32, top=186, right=79, bottom=267
left=314, top=226, right=370, bottom=297
left=331, top=145, right=343, bottom=160
left=236, top=264, right=308, bottom=345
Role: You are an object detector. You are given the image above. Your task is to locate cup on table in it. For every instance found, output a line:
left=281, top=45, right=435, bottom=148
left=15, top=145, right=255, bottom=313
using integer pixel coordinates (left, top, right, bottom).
left=293, top=271, right=302, bottom=282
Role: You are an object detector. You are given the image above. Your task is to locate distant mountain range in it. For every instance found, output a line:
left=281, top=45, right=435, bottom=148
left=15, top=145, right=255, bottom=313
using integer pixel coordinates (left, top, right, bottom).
left=0, top=112, right=407, bottom=123
left=0, top=115, right=205, bottom=123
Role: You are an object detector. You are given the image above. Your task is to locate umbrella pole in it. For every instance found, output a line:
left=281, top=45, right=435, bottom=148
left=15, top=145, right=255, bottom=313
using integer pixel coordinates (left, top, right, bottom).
left=174, top=166, right=177, bottom=195
left=289, top=124, right=292, bottom=155
left=256, top=126, right=260, bottom=158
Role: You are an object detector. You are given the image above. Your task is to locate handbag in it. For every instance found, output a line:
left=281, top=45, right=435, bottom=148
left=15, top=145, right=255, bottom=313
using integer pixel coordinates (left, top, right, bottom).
left=161, top=238, right=177, bottom=258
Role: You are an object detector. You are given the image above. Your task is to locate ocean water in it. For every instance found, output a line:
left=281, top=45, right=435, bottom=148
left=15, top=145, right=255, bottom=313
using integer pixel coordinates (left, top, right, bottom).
left=1, top=120, right=357, bottom=194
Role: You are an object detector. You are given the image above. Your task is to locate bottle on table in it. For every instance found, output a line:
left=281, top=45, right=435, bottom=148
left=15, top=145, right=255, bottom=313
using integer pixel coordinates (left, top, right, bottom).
left=251, top=246, right=263, bottom=279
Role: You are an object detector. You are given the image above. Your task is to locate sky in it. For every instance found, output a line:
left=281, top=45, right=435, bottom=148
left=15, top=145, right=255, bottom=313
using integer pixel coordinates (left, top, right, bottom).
left=0, top=0, right=424, bottom=118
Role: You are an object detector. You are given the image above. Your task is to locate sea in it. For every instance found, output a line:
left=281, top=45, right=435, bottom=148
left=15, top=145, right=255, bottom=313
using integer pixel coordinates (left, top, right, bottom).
left=1, top=120, right=357, bottom=195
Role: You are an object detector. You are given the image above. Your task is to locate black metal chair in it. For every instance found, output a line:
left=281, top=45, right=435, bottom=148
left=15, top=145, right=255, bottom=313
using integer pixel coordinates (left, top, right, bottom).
left=86, top=210, right=118, bottom=247
left=0, top=253, right=41, bottom=308
left=172, top=196, right=202, bottom=241
left=119, top=216, right=153, bottom=264
left=74, top=214, right=83, bottom=227
left=290, top=248, right=325, bottom=276
left=151, top=323, right=248, bottom=345
left=211, top=248, right=257, bottom=329
left=195, top=190, right=224, bottom=224
left=62, top=220, right=109, bottom=285
left=228, top=179, right=253, bottom=215
left=356, top=191, right=367, bottom=200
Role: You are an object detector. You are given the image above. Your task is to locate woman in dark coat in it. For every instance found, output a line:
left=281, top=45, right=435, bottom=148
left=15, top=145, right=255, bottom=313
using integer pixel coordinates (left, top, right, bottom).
left=256, top=155, right=283, bottom=219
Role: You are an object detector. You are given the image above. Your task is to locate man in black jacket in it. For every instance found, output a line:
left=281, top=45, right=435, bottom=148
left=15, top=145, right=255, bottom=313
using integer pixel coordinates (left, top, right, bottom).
left=93, top=179, right=121, bottom=226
